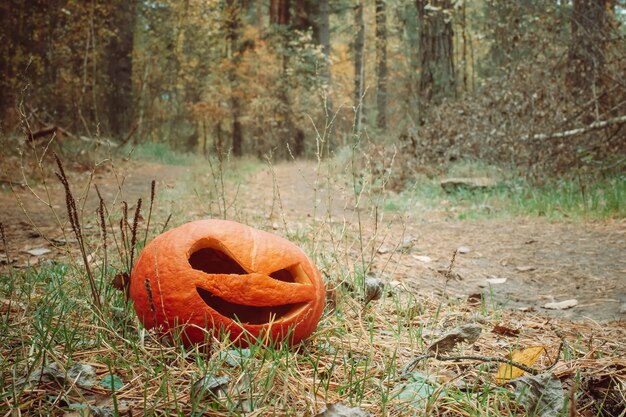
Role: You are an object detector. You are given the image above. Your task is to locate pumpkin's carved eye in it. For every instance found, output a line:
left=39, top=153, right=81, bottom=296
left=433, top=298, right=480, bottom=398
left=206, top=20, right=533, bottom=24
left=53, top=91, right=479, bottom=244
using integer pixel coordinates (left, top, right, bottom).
left=189, top=247, right=247, bottom=275
left=188, top=245, right=306, bottom=324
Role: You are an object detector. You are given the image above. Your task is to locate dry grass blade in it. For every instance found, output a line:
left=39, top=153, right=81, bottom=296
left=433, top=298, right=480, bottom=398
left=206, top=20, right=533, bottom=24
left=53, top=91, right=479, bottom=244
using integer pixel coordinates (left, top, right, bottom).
left=143, top=180, right=156, bottom=247
left=129, top=197, right=142, bottom=271
left=53, top=153, right=102, bottom=314
left=0, top=222, right=10, bottom=264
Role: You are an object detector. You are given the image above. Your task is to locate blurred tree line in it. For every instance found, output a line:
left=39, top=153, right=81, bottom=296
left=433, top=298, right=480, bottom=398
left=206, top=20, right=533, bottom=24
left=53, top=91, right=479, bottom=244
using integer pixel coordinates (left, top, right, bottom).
left=1, top=0, right=625, bottom=166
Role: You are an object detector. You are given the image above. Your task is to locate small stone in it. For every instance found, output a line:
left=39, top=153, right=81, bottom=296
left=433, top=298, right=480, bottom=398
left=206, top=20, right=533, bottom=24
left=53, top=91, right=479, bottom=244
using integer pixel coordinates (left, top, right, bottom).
left=457, top=246, right=470, bottom=254
left=486, top=276, right=507, bottom=284
left=544, top=299, right=578, bottom=310
left=413, top=255, right=432, bottom=263
left=364, top=276, right=384, bottom=304
left=25, top=248, right=51, bottom=256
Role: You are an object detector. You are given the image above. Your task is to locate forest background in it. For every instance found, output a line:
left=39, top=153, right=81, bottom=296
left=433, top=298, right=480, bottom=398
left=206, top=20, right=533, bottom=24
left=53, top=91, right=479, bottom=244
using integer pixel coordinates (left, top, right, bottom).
left=1, top=0, right=625, bottom=180
left=1, top=2, right=626, bottom=416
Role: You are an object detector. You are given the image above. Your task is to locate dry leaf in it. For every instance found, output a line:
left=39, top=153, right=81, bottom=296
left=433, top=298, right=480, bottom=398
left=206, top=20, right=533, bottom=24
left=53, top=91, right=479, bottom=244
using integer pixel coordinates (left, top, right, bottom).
left=413, top=255, right=432, bottom=263
left=427, top=323, right=482, bottom=355
left=315, top=402, right=370, bottom=417
left=511, top=373, right=565, bottom=417
left=496, top=346, right=545, bottom=383
left=364, top=276, right=384, bottom=304
left=25, top=248, right=51, bottom=256
left=486, top=276, right=507, bottom=284
left=492, top=323, right=520, bottom=337
left=457, top=246, right=471, bottom=254
left=543, top=299, right=577, bottom=310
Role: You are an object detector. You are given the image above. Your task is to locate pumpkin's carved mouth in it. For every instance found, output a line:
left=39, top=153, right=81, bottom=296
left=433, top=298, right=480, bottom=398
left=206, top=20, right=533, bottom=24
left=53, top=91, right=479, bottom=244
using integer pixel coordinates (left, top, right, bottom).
left=189, top=246, right=307, bottom=324
left=196, top=287, right=305, bottom=324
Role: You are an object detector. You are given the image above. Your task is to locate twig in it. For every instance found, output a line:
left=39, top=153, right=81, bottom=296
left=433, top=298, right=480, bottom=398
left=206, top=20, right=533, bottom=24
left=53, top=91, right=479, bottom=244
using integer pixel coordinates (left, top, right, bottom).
left=522, top=114, right=626, bottom=141
left=402, top=340, right=566, bottom=378
left=441, top=250, right=458, bottom=298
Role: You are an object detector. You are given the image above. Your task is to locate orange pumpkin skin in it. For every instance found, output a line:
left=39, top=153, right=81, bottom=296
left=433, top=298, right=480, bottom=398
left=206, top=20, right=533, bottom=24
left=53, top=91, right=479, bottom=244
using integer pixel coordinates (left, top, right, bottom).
left=130, top=219, right=325, bottom=346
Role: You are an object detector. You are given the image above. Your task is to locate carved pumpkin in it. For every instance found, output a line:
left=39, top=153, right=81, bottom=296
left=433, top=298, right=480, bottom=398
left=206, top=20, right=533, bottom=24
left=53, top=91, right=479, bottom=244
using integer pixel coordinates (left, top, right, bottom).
left=129, top=219, right=325, bottom=346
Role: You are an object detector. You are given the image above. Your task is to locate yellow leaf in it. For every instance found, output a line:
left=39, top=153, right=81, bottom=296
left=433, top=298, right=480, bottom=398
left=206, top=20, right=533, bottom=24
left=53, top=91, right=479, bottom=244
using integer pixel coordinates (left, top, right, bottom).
left=496, top=346, right=545, bottom=383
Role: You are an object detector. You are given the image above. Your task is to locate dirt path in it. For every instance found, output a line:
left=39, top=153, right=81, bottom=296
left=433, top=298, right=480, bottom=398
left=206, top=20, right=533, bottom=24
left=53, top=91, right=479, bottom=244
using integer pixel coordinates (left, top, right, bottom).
left=1, top=158, right=624, bottom=321
left=237, top=161, right=626, bottom=322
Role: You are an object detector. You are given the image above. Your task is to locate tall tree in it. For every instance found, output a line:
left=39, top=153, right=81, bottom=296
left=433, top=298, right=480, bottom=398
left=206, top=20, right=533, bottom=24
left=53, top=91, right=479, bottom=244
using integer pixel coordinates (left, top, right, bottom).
left=354, top=0, right=365, bottom=134
left=566, top=0, right=608, bottom=100
left=107, top=0, right=137, bottom=138
left=226, top=0, right=243, bottom=156
left=319, top=0, right=335, bottom=153
left=417, top=0, right=455, bottom=102
left=270, top=0, right=290, bottom=25
left=269, top=0, right=299, bottom=155
left=375, top=0, right=388, bottom=129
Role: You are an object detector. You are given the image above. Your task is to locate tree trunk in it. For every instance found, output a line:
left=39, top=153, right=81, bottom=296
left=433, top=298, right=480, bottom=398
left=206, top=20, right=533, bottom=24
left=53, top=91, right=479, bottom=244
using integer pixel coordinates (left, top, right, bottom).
left=417, top=0, right=455, bottom=102
left=375, top=0, right=387, bottom=129
left=319, top=0, right=334, bottom=153
left=269, top=0, right=296, bottom=156
left=354, top=0, right=365, bottom=134
left=107, top=0, right=136, bottom=138
left=566, top=0, right=608, bottom=101
left=256, top=0, right=264, bottom=34
left=294, top=0, right=320, bottom=38
left=227, top=0, right=243, bottom=156
left=270, top=0, right=290, bottom=25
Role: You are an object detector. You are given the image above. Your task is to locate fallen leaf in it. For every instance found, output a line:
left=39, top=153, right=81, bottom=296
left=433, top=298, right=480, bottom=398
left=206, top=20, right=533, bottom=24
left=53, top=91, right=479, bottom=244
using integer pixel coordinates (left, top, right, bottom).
left=191, top=375, right=230, bottom=401
left=99, top=374, right=124, bottom=391
left=486, top=276, right=507, bottom=284
left=496, top=346, right=545, bottom=383
left=457, top=246, right=470, bottom=254
left=393, top=372, right=445, bottom=408
left=412, top=255, right=432, bottom=263
left=377, top=245, right=391, bottom=254
left=510, top=373, right=565, bottom=417
left=467, top=293, right=484, bottom=305
left=427, top=323, right=482, bottom=355
left=29, top=362, right=96, bottom=388
left=111, top=272, right=129, bottom=291
left=315, top=402, right=370, bottom=417
left=364, top=276, right=384, bottom=304
left=25, top=248, right=51, bottom=256
left=217, top=348, right=251, bottom=367
left=492, top=323, right=520, bottom=337
left=543, top=299, right=577, bottom=310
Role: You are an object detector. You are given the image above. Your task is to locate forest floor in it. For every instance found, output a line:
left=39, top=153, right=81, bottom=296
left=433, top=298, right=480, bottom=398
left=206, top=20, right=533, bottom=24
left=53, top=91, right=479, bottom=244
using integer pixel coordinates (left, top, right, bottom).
left=2, top=156, right=624, bottom=322
left=2, top=154, right=626, bottom=416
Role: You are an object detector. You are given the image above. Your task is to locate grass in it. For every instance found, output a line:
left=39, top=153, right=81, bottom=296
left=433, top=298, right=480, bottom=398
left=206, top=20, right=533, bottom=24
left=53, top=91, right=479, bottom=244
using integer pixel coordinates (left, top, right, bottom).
left=2, top=258, right=623, bottom=416
left=0, top=150, right=624, bottom=416
left=386, top=169, right=625, bottom=221
left=121, top=142, right=202, bottom=166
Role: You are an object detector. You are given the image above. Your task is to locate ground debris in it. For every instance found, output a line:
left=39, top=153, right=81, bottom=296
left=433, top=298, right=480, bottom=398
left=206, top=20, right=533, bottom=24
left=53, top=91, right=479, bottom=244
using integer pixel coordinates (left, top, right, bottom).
left=315, top=402, right=370, bottom=417
left=427, top=323, right=482, bottom=355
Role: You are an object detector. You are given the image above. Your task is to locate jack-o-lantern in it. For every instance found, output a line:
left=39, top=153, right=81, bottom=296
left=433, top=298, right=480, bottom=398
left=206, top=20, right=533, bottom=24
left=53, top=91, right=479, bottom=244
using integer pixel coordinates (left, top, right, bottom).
left=130, top=219, right=325, bottom=346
